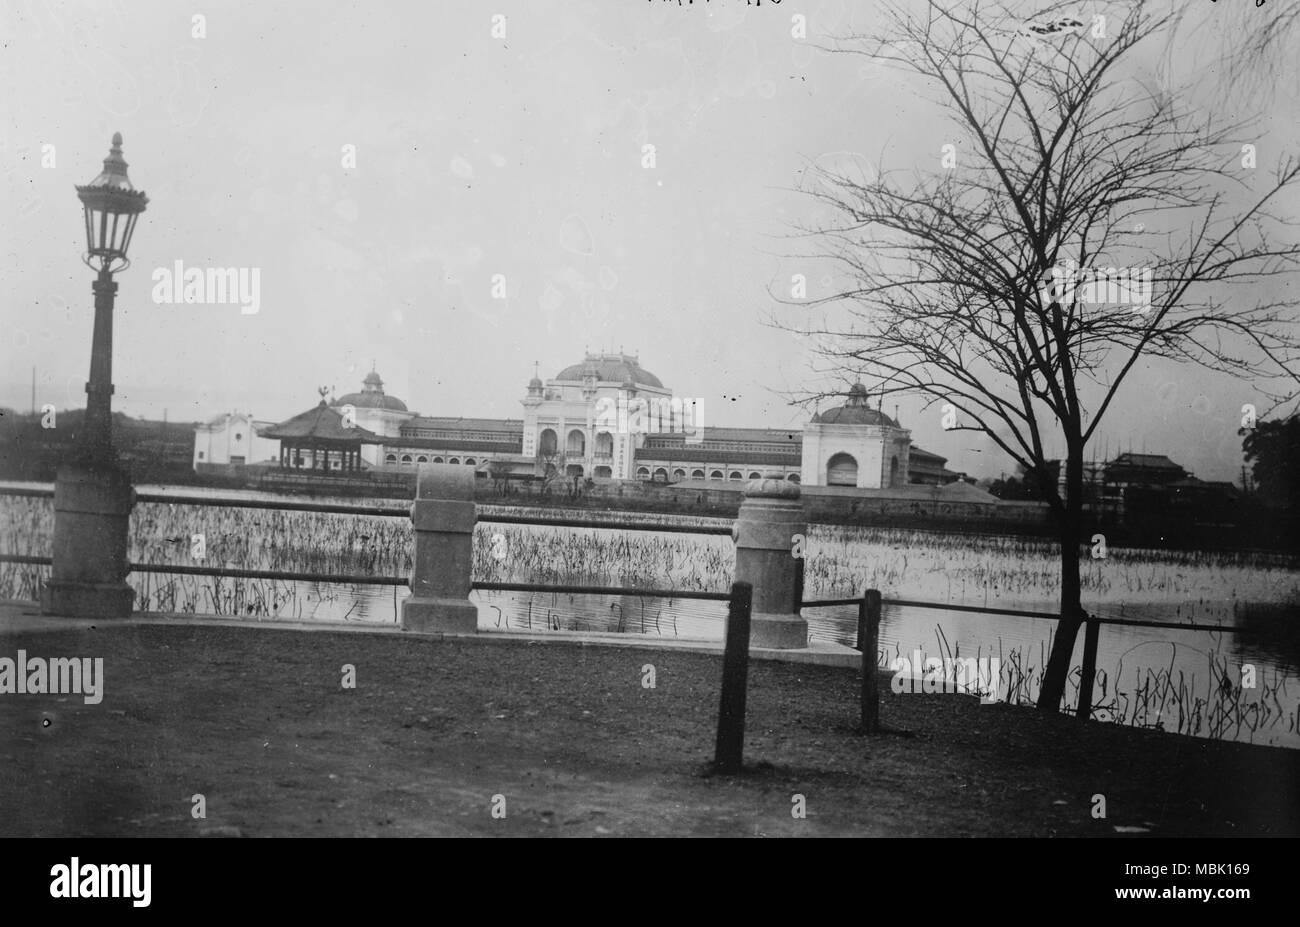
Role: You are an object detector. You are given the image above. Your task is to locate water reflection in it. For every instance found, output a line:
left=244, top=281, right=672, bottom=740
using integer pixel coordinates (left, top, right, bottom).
left=208, top=579, right=1297, bottom=749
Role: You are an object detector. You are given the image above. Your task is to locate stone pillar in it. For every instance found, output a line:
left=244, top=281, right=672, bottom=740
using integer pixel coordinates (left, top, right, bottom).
left=732, top=475, right=808, bottom=649
left=41, top=463, right=135, bottom=618
left=402, top=464, right=479, bottom=634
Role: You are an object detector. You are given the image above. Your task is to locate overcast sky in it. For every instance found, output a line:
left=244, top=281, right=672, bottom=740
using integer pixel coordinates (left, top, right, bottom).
left=2, top=0, right=1296, bottom=482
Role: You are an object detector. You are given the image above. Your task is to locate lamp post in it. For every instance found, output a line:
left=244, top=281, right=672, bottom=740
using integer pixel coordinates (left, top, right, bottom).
left=41, top=133, right=148, bottom=619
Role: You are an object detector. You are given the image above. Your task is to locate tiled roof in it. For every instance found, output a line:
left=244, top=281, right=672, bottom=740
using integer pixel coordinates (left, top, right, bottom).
left=261, top=401, right=385, bottom=443
left=633, top=448, right=798, bottom=466
left=403, top=416, right=523, bottom=434
left=386, top=437, right=523, bottom=454
left=1110, top=453, right=1183, bottom=470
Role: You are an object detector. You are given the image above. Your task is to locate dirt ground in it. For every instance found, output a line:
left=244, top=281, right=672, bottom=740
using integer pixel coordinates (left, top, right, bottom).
left=0, top=621, right=1296, bottom=837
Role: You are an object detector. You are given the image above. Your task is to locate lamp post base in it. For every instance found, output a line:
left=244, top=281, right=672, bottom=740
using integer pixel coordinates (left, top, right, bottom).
left=40, top=461, right=135, bottom=619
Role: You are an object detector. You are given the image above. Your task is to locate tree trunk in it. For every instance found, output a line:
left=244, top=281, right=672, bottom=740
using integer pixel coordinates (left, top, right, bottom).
left=1037, top=447, right=1085, bottom=712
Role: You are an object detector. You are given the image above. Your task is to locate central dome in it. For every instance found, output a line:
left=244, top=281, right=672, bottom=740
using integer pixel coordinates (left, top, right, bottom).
left=331, top=368, right=409, bottom=412
left=815, top=382, right=897, bottom=427
left=554, top=353, right=663, bottom=389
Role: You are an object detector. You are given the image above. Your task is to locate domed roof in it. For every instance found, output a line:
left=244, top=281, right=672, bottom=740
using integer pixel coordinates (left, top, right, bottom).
left=333, top=392, right=409, bottom=412
left=554, top=353, right=663, bottom=389
left=331, top=368, right=409, bottom=412
left=815, top=383, right=897, bottom=427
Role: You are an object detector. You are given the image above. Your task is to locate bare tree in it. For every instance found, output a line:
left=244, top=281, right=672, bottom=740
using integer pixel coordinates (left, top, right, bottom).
left=791, top=0, right=1300, bottom=713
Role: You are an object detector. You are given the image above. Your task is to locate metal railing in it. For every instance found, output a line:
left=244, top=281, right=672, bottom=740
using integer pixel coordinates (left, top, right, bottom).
left=2, top=483, right=1279, bottom=726
left=0, top=486, right=733, bottom=589
left=792, top=557, right=1273, bottom=722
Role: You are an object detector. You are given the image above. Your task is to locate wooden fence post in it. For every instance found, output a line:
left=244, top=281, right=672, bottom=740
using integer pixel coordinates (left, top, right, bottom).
left=1076, top=611, right=1099, bottom=721
left=859, top=589, right=881, bottom=733
left=714, top=581, right=753, bottom=773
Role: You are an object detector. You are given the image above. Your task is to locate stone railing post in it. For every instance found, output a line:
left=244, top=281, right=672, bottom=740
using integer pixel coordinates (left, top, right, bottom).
left=402, top=464, right=479, bottom=633
left=41, top=465, right=135, bottom=618
left=732, top=475, right=808, bottom=649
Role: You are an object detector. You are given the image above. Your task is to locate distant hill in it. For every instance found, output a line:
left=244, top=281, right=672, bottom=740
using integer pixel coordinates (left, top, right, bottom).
left=0, top=407, right=195, bottom=482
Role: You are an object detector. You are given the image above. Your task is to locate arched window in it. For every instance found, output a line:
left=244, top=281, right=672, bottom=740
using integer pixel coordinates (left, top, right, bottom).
left=691, top=469, right=705, bottom=479
left=672, top=468, right=686, bottom=481
left=889, top=456, right=899, bottom=488
left=710, top=470, right=724, bottom=480
left=465, top=458, right=476, bottom=465
left=728, top=471, right=742, bottom=481
left=433, top=457, right=444, bottom=464
left=654, top=468, right=668, bottom=482
left=594, top=466, right=612, bottom=478
left=538, top=429, right=558, bottom=456
left=636, top=467, right=650, bottom=480
left=449, top=457, right=460, bottom=465
left=747, top=472, right=762, bottom=480
left=787, top=473, right=801, bottom=483
left=401, top=455, right=412, bottom=465
left=595, top=432, right=614, bottom=457
left=566, top=429, right=585, bottom=457
left=385, top=454, right=397, bottom=464
left=417, top=456, right=428, bottom=464
left=827, top=452, right=858, bottom=486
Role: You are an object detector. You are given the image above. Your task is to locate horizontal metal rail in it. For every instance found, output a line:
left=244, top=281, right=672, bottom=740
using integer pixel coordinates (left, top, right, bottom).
left=0, top=487, right=54, bottom=500
left=802, top=593, right=1273, bottom=634
left=0, top=555, right=725, bottom=600
left=1084, top=615, right=1271, bottom=634
left=473, top=581, right=732, bottom=601
left=0, top=554, right=51, bottom=566
left=477, top=513, right=734, bottom=535
left=128, top=563, right=408, bottom=585
left=882, top=597, right=1061, bottom=621
left=0, top=485, right=407, bottom=516
left=0, top=487, right=734, bottom=535
left=135, top=493, right=408, bottom=517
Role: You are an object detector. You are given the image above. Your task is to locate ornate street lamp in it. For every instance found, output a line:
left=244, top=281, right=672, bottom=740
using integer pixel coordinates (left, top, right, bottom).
left=74, top=132, right=148, bottom=459
left=41, top=133, right=148, bottom=619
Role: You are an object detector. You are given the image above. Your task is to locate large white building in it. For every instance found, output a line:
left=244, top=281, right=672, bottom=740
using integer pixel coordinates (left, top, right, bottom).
left=195, top=353, right=963, bottom=485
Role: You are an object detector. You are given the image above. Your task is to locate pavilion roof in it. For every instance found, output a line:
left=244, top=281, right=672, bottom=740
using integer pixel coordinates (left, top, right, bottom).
left=261, top=401, right=385, bottom=443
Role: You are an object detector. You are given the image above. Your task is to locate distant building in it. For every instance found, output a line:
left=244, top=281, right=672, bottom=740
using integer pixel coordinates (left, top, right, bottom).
left=1103, top=452, right=1187, bottom=487
left=192, top=412, right=278, bottom=468
left=800, top=383, right=910, bottom=488
left=195, top=355, right=970, bottom=488
left=260, top=397, right=384, bottom=473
